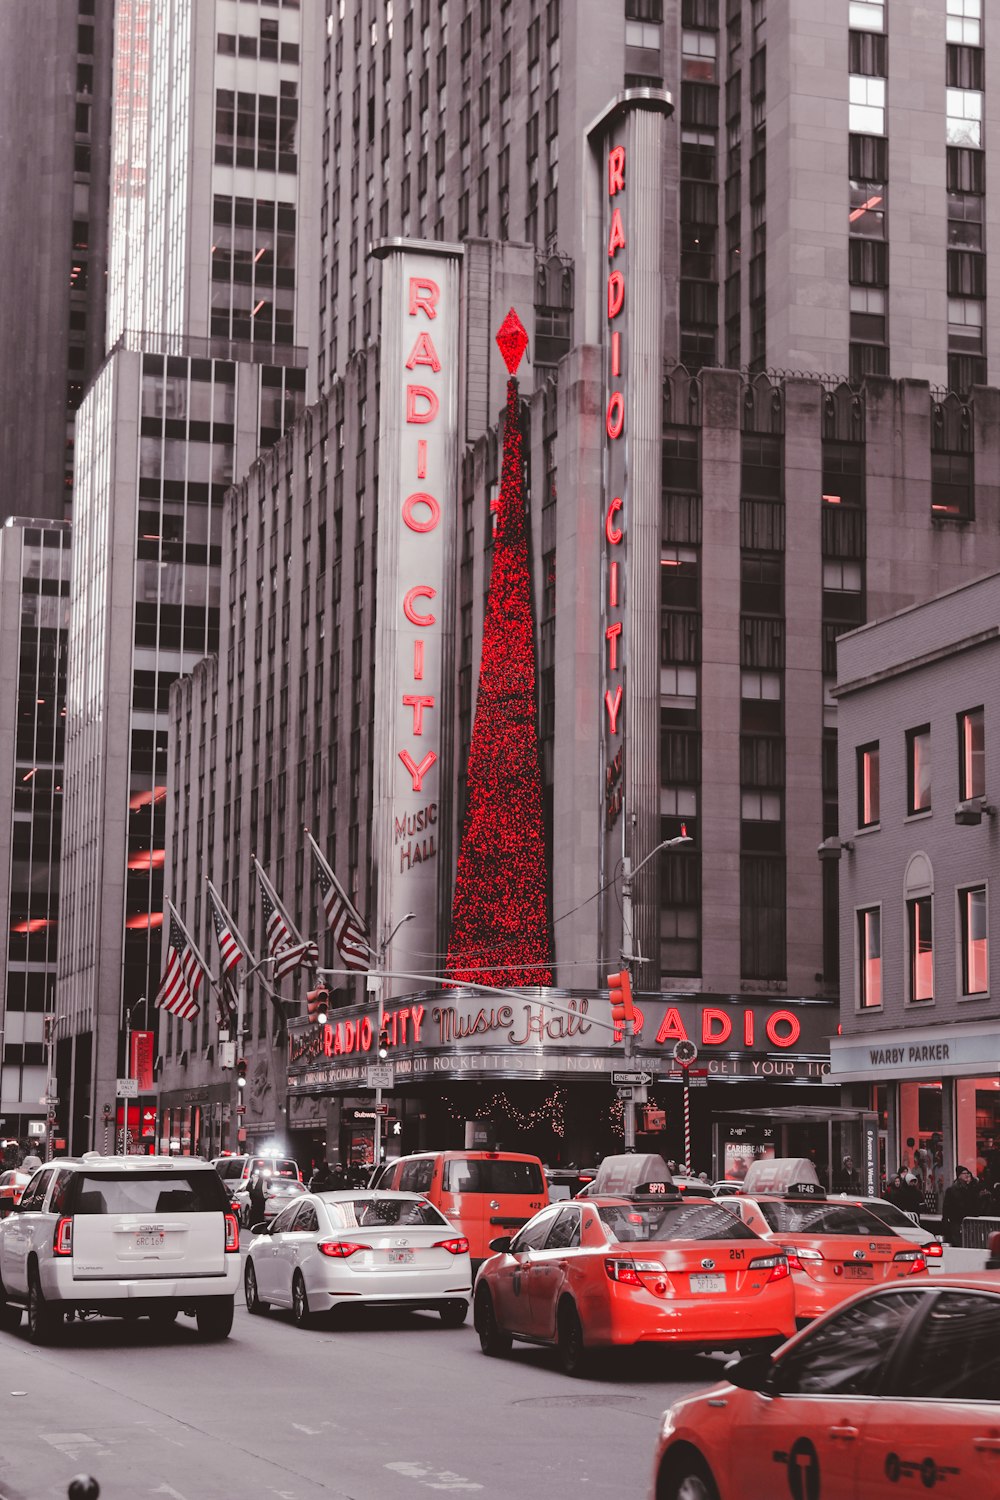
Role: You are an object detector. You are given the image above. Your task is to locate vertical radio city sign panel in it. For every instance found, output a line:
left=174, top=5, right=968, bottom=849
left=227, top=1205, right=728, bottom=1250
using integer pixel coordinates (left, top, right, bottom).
left=371, top=241, right=463, bottom=988
left=589, top=92, right=672, bottom=973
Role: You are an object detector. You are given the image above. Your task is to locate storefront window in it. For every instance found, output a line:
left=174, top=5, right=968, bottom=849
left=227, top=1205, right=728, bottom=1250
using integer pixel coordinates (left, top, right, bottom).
left=898, top=1081, right=944, bottom=1211
left=955, top=1076, right=1000, bottom=1189
left=960, top=885, right=988, bottom=994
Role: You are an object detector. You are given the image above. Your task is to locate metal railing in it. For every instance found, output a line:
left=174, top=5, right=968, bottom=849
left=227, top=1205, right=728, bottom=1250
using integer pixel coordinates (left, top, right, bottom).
left=961, top=1215, right=1000, bottom=1249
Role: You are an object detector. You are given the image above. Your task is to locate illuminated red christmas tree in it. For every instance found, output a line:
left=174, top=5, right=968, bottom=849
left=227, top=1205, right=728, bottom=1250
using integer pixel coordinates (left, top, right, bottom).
left=447, top=310, right=552, bottom=987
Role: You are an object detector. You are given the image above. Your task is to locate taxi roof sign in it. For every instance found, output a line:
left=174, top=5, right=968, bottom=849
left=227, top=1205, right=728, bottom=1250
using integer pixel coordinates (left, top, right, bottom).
left=591, top=1153, right=677, bottom=1198
left=741, top=1156, right=825, bottom=1199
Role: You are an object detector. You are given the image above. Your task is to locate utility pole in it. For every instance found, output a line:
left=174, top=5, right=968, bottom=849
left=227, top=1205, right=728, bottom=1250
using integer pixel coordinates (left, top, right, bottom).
left=370, top=913, right=415, bottom=1170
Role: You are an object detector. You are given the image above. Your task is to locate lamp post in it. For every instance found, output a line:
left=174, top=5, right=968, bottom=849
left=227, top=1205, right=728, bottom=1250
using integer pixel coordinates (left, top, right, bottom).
left=620, top=832, right=691, bottom=1151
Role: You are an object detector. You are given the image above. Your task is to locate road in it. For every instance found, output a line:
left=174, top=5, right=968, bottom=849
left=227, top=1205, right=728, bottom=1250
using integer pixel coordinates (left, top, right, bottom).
left=0, top=1257, right=727, bottom=1500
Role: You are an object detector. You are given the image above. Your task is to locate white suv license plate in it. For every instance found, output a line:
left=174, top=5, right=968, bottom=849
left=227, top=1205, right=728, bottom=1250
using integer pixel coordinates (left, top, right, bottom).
left=689, top=1273, right=726, bottom=1294
left=134, top=1233, right=165, bottom=1250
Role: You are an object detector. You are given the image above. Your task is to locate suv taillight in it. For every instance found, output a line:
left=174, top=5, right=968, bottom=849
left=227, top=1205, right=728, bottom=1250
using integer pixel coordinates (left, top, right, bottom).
left=433, top=1237, right=470, bottom=1255
left=224, top=1213, right=240, bottom=1252
left=53, top=1217, right=73, bottom=1256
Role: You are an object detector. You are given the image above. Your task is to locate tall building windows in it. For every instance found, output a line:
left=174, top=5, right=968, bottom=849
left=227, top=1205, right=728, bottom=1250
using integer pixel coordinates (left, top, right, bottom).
left=849, top=76, right=885, bottom=135
left=857, top=906, right=882, bottom=1007
left=906, top=725, right=932, bottom=815
left=930, top=399, right=974, bottom=518
left=907, top=895, right=934, bottom=1001
left=946, top=87, right=982, bottom=147
left=946, top=0, right=981, bottom=45
left=959, top=707, right=985, bottom=800
left=960, top=885, right=989, bottom=994
left=850, top=0, right=885, bottom=29
left=857, top=742, right=879, bottom=828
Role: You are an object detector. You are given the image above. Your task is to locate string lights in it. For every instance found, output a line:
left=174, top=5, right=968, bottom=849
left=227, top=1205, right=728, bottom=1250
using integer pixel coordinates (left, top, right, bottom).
left=447, top=311, right=552, bottom=988
left=443, top=1087, right=567, bottom=1138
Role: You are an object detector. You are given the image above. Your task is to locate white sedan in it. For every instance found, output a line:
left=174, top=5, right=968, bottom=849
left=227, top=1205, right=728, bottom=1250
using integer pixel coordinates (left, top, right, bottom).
left=244, top=1190, right=472, bottom=1329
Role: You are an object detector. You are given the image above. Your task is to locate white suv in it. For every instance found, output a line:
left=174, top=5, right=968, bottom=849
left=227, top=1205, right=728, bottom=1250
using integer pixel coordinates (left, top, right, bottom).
left=0, top=1153, right=241, bottom=1343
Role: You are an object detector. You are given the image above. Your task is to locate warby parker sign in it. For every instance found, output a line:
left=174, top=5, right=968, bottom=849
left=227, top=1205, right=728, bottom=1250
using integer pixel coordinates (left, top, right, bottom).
left=371, top=241, right=462, bottom=986
left=288, top=991, right=833, bottom=1087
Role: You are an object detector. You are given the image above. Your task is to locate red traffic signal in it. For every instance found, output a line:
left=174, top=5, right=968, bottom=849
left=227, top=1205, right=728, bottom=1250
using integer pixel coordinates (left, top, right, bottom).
left=307, top=987, right=329, bottom=1024
left=608, top=969, right=635, bottom=1027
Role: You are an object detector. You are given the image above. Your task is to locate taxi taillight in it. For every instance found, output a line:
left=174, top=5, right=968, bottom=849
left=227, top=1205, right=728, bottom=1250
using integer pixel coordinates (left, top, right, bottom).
left=224, top=1212, right=240, bottom=1253
left=749, top=1253, right=790, bottom=1283
left=53, top=1216, right=73, bottom=1256
left=893, top=1249, right=926, bottom=1274
left=604, top=1257, right=665, bottom=1286
left=319, top=1240, right=371, bottom=1258
left=782, top=1246, right=822, bottom=1272
left=433, top=1237, right=470, bottom=1256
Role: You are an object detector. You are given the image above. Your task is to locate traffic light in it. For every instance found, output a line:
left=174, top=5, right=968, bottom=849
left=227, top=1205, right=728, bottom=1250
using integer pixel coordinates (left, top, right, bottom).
left=236, top=1057, right=247, bottom=1090
left=378, top=1025, right=391, bottom=1059
left=608, top=969, right=635, bottom=1028
left=306, top=987, right=329, bottom=1025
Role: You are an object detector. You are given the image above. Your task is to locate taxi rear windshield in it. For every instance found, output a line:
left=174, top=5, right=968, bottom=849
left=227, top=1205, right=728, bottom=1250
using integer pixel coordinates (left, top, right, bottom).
left=443, top=1159, right=545, bottom=1195
left=758, top=1202, right=903, bottom=1236
left=69, top=1172, right=230, bottom=1215
left=597, top=1201, right=758, bottom=1243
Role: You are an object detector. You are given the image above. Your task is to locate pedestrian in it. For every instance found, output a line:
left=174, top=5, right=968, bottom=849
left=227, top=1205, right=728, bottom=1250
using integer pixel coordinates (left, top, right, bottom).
left=898, top=1173, right=923, bottom=1219
left=942, top=1165, right=977, bottom=1247
left=309, top=1161, right=333, bottom=1192
left=246, top=1170, right=267, bottom=1228
left=886, top=1173, right=907, bottom=1208
left=975, top=1177, right=997, bottom=1216
left=834, top=1155, right=859, bottom=1194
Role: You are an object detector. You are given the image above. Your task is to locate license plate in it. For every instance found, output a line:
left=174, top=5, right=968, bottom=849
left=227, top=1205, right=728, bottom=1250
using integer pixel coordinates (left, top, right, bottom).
left=844, top=1263, right=873, bottom=1279
left=134, top=1233, right=164, bottom=1250
left=389, top=1248, right=413, bottom=1264
left=689, top=1273, right=725, bottom=1293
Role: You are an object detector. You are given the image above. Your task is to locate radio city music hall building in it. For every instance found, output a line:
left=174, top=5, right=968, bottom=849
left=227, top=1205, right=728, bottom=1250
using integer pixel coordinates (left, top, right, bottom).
left=159, top=76, right=1000, bottom=1179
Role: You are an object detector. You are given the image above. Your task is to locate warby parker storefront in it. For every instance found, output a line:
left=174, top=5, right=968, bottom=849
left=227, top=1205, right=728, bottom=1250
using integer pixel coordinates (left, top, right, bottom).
left=286, top=988, right=837, bottom=1175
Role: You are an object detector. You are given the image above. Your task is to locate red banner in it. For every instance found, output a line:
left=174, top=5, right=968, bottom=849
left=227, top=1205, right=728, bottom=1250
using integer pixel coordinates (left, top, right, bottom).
left=130, top=1030, right=155, bottom=1091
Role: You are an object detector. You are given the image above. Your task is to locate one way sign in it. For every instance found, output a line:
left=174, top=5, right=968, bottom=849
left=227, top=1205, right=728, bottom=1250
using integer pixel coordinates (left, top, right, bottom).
left=611, top=1070, right=653, bottom=1086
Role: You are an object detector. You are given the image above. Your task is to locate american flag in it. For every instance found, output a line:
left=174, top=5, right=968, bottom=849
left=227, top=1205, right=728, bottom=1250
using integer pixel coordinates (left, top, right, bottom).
left=154, top=910, right=204, bottom=1021
left=216, top=973, right=239, bottom=1031
left=254, top=860, right=317, bottom=979
left=306, top=831, right=370, bottom=973
left=208, top=886, right=245, bottom=977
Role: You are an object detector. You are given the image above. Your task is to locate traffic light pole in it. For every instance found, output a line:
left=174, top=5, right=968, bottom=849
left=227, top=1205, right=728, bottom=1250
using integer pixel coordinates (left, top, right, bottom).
left=620, top=857, right=637, bottom=1152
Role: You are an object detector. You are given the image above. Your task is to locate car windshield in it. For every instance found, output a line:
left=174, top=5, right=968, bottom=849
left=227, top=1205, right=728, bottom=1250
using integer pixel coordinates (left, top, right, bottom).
left=69, top=1171, right=229, bottom=1215
left=327, top=1196, right=448, bottom=1228
left=443, top=1159, right=544, bottom=1194
left=596, top=1201, right=759, bottom=1243
left=757, top=1201, right=904, bottom=1236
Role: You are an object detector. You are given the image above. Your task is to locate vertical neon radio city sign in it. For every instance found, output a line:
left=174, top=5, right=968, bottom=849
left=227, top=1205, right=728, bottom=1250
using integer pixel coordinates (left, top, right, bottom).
left=603, top=139, right=628, bottom=830
left=372, top=240, right=462, bottom=982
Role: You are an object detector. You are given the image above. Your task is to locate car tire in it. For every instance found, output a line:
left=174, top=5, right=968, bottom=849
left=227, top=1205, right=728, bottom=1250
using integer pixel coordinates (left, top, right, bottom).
left=27, top=1266, right=60, bottom=1346
left=291, top=1272, right=312, bottom=1329
left=556, top=1301, right=590, bottom=1378
left=438, top=1300, right=468, bottom=1328
left=245, top=1261, right=269, bottom=1315
left=0, top=1276, right=21, bottom=1333
left=474, top=1287, right=512, bottom=1357
left=659, top=1453, right=719, bottom=1500
left=196, top=1296, right=234, bottom=1341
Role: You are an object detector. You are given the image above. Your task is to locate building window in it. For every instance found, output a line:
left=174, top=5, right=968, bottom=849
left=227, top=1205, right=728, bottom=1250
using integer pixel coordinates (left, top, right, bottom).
left=849, top=286, right=886, bottom=344
left=850, top=0, right=885, bottom=30
left=849, top=75, right=885, bottom=135
left=959, top=707, right=986, bottom=800
left=960, top=885, right=988, bottom=995
left=849, top=179, right=886, bottom=238
left=948, top=189, right=983, bottom=249
left=857, top=741, right=879, bottom=827
left=907, top=895, right=934, bottom=1002
left=947, top=0, right=982, bottom=45
left=947, top=296, right=984, bottom=355
left=931, top=449, right=973, bottom=519
left=858, top=906, right=882, bottom=1007
left=907, top=725, right=932, bottom=814
left=946, top=88, right=983, bottom=148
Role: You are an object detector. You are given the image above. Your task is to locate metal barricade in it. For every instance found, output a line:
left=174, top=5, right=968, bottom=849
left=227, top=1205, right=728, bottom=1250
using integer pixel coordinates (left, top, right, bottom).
left=961, top=1215, right=1000, bottom=1249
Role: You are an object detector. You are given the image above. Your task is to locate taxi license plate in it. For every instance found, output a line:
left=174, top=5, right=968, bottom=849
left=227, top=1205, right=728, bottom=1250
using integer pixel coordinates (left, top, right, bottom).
left=689, top=1273, right=725, bottom=1294
left=134, top=1233, right=164, bottom=1250
left=844, top=1263, right=873, bottom=1279
left=389, top=1248, right=413, bottom=1264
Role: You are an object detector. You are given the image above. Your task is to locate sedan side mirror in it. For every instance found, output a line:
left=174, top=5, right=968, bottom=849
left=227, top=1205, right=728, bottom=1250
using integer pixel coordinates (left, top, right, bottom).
left=488, top=1235, right=512, bottom=1255
left=724, top=1350, right=776, bottom=1393
left=250, top=1221, right=269, bottom=1235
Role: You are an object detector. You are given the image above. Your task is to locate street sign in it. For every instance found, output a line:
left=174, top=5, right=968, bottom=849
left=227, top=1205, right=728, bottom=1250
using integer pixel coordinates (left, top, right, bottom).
left=115, top=1077, right=138, bottom=1098
left=367, top=1064, right=394, bottom=1088
left=631, top=1086, right=648, bottom=1104
left=616, top=1086, right=633, bottom=1101
left=673, top=1039, right=699, bottom=1066
left=611, top=1070, right=653, bottom=1086
left=688, top=1076, right=708, bottom=1088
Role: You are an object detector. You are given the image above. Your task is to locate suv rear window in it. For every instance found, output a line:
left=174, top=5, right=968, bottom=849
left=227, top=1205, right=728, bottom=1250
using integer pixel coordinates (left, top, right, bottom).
left=597, top=1201, right=759, bottom=1243
left=250, top=1157, right=297, bottom=1178
left=69, top=1171, right=230, bottom=1215
left=443, top=1159, right=545, bottom=1195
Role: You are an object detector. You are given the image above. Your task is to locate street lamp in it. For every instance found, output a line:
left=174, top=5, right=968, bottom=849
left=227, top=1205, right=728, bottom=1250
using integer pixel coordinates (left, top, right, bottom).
left=619, top=830, right=692, bottom=1150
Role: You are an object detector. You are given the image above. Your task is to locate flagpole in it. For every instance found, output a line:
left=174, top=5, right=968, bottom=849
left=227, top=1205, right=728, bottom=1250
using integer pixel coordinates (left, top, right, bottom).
left=166, top=897, right=213, bottom=988
left=252, top=854, right=311, bottom=952
left=304, top=827, right=370, bottom=941
left=206, top=877, right=257, bottom=970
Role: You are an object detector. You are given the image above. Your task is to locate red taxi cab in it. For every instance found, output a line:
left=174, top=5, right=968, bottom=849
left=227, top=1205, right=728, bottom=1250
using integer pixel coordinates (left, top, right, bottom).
left=651, top=1275, right=1000, bottom=1500
left=0, top=1169, right=30, bottom=1219
left=473, top=1154, right=795, bottom=1376
left=724, top=1158, right=927, bottom=1324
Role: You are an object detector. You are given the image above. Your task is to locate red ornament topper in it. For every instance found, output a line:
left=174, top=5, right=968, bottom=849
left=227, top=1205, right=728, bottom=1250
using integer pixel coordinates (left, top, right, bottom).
left=495, top=307, right=529, bottom=375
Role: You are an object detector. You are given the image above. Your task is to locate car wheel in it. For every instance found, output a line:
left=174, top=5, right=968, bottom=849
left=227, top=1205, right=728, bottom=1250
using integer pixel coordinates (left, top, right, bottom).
left=245, top=1261, right=269, bottom=1315
left=291, top=1272, right=312, bottom=1329
left=195, top=1296, right=234, bottom=1340
left=438, top=1300, right=468, bottom=1328
left=474, top=1287, right=512, bottom=1357
left=660, top=1454, right=719, bottom=1500
left=556, top=1301, right=590, bottom=1378
left=27, top=1267, right=60, bottom=1346
left=0, top=1276, right=21, bottom=1333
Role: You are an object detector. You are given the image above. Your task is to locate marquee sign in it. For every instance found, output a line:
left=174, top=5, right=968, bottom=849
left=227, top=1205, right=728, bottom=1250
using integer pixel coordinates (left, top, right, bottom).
left=371, top=240, right=463, bottom=987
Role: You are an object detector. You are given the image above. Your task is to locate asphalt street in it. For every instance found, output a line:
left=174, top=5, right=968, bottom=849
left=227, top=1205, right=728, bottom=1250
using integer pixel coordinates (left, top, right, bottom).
left=0, top=1249, right=726, bottom=1500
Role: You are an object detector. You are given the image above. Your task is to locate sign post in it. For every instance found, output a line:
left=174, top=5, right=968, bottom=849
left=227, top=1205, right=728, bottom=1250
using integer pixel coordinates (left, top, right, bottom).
left=673, top=1039, right=698, bottom=1173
